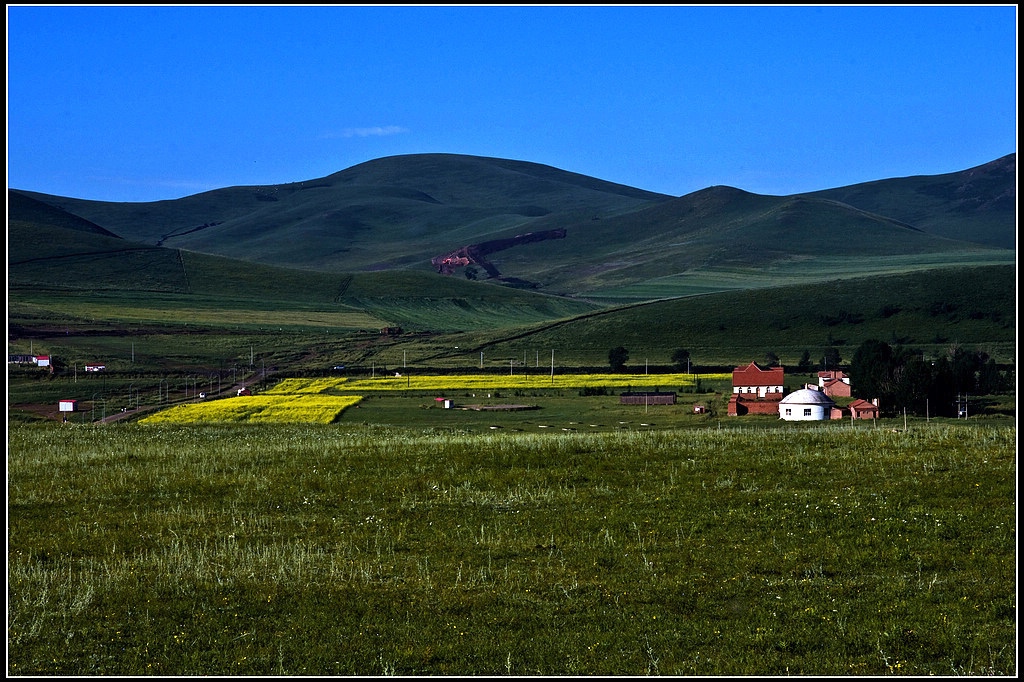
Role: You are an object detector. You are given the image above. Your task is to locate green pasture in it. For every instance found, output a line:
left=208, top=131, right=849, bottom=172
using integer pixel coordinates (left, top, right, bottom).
left=583, top=251, right=1016, bottom=302
left=7, top=422, right=1015, bottom=676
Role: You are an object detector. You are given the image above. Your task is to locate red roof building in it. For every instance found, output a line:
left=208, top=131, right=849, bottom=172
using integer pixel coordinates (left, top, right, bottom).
left=729, top=362, right=786, bottom=416
left=821, top=378, right=852, bottom=398
left=732, top=362, right=784, bottom=399
left=818, top=370, right=849, bottom=386
left=848, top=398, right=880, bottom=419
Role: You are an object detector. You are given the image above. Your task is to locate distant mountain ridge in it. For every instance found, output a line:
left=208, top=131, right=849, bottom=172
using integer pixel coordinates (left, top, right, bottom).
left=10, top=152, right=1015, bottom=298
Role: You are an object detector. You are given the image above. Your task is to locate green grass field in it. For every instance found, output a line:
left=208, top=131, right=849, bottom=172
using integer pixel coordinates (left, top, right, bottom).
left=7, top=421, right=1015, bottom=676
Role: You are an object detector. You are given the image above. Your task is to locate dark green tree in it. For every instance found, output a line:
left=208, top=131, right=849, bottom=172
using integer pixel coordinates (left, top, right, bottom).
left=928, top=357, right=956, bottom=417
left=819, top=347, right=842, bottom=372
left=949, top=345, right=983, bottom=394
left=608, top=346, right=629, bottom=372
left=888, top=351, right=932, bottom=413
left=977, top=358, right=1005, bottom=394
left=797, top=350, right=812, bottom=372
left=849, top=339, right=894, bottom=404
left=764, top=351, right=780, bottom=367
left=670, top=348, right=691, bottom=372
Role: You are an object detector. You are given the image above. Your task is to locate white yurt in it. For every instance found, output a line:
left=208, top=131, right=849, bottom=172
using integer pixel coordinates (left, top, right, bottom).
left=779, top=388, right=835, bottom=421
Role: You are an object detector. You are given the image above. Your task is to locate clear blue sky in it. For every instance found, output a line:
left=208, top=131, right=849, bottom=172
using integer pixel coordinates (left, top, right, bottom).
left=6, top=4, right=1017, bottom=202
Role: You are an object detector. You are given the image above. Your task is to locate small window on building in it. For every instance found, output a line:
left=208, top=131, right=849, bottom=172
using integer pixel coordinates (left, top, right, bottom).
left=803, top=408, right=812, bottom=416
left=785, top=408, right=791, bottom=416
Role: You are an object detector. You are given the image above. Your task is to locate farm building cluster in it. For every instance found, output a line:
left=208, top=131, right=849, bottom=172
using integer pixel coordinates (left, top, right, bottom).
left=728, top=362, right=878, bottom=420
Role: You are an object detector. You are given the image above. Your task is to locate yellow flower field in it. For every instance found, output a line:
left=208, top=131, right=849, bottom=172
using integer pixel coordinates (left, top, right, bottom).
left=140, top=394, right=363, bottom=424
left=140, top=372, right=729, bottom=424
left=335, top=372, right=731, bottom=392
left=260, top=377, right=349, bottom=394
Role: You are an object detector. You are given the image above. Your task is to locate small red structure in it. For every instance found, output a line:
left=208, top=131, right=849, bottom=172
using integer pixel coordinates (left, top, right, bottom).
left=818, top=370, right=849, bottom=385
left=728, top=394, right=785, bottom=416
left=821, top=378, right=851, bottom=398
left=237, top=388, right=251, bottom=396
left=693, top=404, right=707, bottom=414
left=848, top=398, right=880, bottom=420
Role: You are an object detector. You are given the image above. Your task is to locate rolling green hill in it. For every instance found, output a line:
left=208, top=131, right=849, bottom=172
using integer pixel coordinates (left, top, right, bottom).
left=802, top=153, right=1016, bottom=249
left=8, top=200, right=602, bottom=334
left=486, top=185, right=1011, bottom=298
left=14, top=154, right=671, bottom=275
left=12, top=153, right=1014, bottom=300
left=443, top=264, right=1016, bottom=366
left=8, top=153, right=1016, bottom=373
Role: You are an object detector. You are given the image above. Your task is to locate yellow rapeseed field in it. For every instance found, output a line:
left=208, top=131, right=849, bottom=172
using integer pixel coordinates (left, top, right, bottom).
left=260, top=377, right=349, bottom=394
left=339, top=372, right=730, bottom=392
left=140, top=373, right=729, bottom=424
left=140, top=393, right=362, bottom=424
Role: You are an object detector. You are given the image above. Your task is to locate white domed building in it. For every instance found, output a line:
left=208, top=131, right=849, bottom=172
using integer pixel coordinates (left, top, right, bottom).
left=779, top=388, right=836, bottom=421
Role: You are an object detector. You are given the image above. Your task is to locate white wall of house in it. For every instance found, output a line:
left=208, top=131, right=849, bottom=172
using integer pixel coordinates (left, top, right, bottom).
left=780, top=402, right=831, bottom=420
left=733, top=384, right=784, bottom=397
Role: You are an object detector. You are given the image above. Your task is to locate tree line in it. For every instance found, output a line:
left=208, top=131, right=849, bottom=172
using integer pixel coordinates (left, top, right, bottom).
left=848, top=339, right=1011, bottom=417
left=607, top=341, right=1012, bottom=419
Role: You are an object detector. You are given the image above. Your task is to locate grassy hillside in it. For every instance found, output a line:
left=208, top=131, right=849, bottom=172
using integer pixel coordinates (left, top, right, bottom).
left=12, top=153, right=1014, bottom=299
left=433, top=265, right=1016, bottom=367
left=493, top=186, right=1013, bottom=297
left=803, top=153, right=1016, bottom=249
left=8, top=197, right=602, bottom=336
left=8, top=153, right=1015, bottom=384
left=7, top=195, right=1015, bottom=377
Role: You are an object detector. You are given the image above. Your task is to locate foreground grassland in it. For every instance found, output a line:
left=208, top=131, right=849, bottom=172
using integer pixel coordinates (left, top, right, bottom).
left=8, top=423, right=1015, bottom=676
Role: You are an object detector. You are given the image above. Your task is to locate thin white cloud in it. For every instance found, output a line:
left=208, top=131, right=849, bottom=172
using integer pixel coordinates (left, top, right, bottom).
left=324, top=126, right=410, bottom=139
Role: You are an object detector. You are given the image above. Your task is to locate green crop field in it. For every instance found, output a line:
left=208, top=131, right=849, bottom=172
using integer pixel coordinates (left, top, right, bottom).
left=7, top=421, right=1015, bottom=676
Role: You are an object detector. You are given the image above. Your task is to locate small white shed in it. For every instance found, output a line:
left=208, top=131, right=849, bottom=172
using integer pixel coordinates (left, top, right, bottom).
left=59, top=399, right=77, bottom=412
left=779, top=388, right=835, bottom=421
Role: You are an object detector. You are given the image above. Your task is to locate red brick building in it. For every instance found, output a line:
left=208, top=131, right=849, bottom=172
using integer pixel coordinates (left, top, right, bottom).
left=821, top=378, right=852, bottom=398
left=729, top=362, right=785, bottom=416
left=848, top=398, right=880, bottom=420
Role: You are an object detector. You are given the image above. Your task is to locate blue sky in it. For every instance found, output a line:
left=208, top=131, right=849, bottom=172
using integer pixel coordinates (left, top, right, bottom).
left=6, top=4, right=1017, bottom=202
